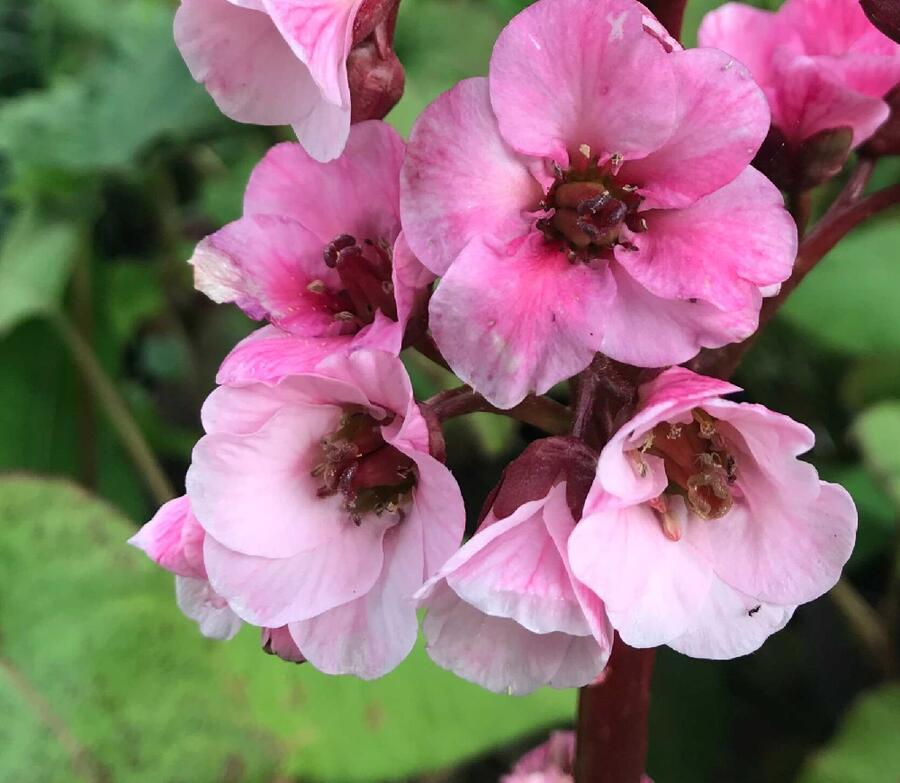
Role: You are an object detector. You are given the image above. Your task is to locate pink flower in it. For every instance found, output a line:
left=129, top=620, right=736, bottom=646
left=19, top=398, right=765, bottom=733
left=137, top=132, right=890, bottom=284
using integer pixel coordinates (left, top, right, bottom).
left=418, top=440, right=612, bottom=695
left=400, top=0, right=796, bottom=409
left=189, top=121, right=433, bottom=385
left=129, top=496, right=242, bottom=640
left=700, top=0, right=900, bottom=148
left=501, top=731, right=654, bottom=783
left=568, top=367, right=857, bottom=658
left=175, top=0, right=401, bottom=161
left=502, top=731, right=576, bottom=783
left=185, top=349, right=465, bottom=678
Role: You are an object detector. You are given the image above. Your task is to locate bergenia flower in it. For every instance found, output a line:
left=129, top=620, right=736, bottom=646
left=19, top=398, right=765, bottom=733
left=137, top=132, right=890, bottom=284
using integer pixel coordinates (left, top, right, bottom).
left=184, top=349, right=465, bottom=678
left=568, top=367, right=857, bottom=658
left=700, top=0, right=900, bottom=150
left=189, top=121, right=433, bottom=385
left=501, top=731, right=654, bottom=783
left=175, top=0, right=402, bottom=161
left=129, top=496, right=242, bottom=640
left=400, top=0, right=797, bottom=409
left=418, top=440, right=612, bottom=695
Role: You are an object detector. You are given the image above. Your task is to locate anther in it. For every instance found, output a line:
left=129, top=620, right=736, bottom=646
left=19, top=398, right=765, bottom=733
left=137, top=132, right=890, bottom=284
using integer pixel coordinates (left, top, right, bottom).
left=307, top=279, right=327, bottom=294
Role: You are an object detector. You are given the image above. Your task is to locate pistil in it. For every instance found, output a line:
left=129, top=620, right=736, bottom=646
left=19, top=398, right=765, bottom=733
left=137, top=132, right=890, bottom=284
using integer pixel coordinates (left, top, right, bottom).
left=319, top=234, right=398, bottom=328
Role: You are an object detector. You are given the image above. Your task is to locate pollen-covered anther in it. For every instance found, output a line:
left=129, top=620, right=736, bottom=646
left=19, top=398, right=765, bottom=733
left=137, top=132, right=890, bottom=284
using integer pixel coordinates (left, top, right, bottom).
left=312, top=408, right=416, bottom=523
left=307, top=279, right=327, bottom=294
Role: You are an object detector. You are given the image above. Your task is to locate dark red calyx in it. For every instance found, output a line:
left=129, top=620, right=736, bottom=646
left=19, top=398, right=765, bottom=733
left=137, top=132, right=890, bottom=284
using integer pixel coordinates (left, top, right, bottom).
left=753, top=124, right=853, bottom=191
left=537, top=150, right=645, bottom=262
left=861, top=85, right=900, bottom=158
left=312, top=407, right=416, bottom=524
left=488, top=436, right=599, bottom=523
left=322, top=233, right=398, bottom=326
left=862, top=0, right=900, bottom=43
left=637, top=408, right=736, bottom=520
left=349, top=0, right=404, bottom=121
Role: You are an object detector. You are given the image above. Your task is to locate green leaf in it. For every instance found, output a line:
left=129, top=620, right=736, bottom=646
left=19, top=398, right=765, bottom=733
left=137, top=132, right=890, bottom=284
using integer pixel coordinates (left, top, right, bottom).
left=853, top=401, right=900, bottom=509
left=0, top=208, right=79, bottom=336
left=782, top=218, right=900, bottom=355
left=0, top=5, right=219, bottom=183
left=0, top=476, right=575, bottom=783
left=797, top=685, right=900, bottom=783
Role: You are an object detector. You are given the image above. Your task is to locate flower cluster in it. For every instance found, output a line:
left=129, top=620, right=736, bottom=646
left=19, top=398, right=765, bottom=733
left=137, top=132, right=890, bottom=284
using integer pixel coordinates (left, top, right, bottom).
left=131, top=0, right=894, bottom=694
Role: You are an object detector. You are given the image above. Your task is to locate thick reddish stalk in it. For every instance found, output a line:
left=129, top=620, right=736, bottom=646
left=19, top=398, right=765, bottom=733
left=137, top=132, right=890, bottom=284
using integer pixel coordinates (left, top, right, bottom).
left=575, top=640, right=656, bottom=783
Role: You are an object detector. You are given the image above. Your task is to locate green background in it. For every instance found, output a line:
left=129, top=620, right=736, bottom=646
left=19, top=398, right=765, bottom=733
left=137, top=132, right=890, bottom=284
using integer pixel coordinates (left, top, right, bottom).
left=0, top=0, right=898, bottom=780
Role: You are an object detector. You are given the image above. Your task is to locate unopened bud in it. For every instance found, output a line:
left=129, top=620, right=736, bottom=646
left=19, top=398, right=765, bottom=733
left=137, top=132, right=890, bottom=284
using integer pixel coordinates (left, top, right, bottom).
left=348, top=40, right=405, bottom=122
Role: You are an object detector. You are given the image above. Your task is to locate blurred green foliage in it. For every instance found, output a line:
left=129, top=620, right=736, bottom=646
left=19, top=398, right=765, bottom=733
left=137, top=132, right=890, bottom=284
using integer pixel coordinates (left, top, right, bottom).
left=0, top=0, right=898, bottom=781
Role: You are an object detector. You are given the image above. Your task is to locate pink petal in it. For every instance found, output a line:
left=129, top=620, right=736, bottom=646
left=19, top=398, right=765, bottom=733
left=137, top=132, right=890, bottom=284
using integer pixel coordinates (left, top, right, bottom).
left=668, top=577, right=795, bottom=659
left=422, top=582, right=606, bottom=695
left=175, top=0, right=350, bottom=161
left=488, top=0, right=677, bottom=161
left=429, top=234, right=615, bottom=410
left=191, top=214, right=346, bottom=336
left=597, top=262, right=762, bottom=369
left=187, top=404, right=351, bottom=558
left=243, top=122, right=404, bottom=244
left=261, top=0, right=359, bottom=107
left=129, top=495, right=206, bottom=580
left=569, top=500, right=714, bottom=648
left=708, top=479, right=857, bottom=606
left=614, top=168, right=797, bottom=312
left=388, top=232, right=434, bottom=348
left=175, top=575, right=242, bottom=640
left=778, top=0, right=899, bottom=56
left=620, top=48, right=770, bottom=209
left=444, top=492, right=590, bottom=636
left=203, top=517, right=386, bottom=627
left=216, top=326, right=353, bottom=386
left=400, top=78, right=539, bottom=276
left=404, top=450, right=467, bottom=579
left=586, top=367, right=740, bottom=511
left=287, top=511, right=424, bottom=678
left=770, top=53, right=892, bottom=145
left=698, top=3, right=780, bottom=84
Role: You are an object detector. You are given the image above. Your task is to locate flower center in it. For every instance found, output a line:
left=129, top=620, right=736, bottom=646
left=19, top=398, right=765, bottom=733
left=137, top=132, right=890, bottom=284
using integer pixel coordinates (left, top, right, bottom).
left=311, top=406, right=416, bottom=524
left=309, top=234, right=397, bottom=332
left=637, top=409, right=737, bottom=522
left=537, top=147, right=646, bottom=262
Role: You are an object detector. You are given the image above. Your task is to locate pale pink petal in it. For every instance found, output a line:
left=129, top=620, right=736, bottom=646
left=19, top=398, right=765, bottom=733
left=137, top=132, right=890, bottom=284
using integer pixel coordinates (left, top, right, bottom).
left=203, top=518, right=387, bottom=627
left=429, top=234, right=615, bottom=410
left=187, top=404, right=351, bottom=558
left=400, top=78, right=539, bottom=276
left=192, top=215, right=346, bottom=336
left=488, top=0, right=676, bottom=161
left=243, top=122, right=404, bottom=244
left=129, top=495, right=206, bottom=580
left=444, top=495, right=590, bottom=636
left=348, top=310, right=405, bottom=356
left=708, top=480, right=857, bottom=605
left=778, top=0, right=899, bottom=56
left=620, top=48, right=770, bottom=209
left=422, top=582, right=606, bottom=695
left=288, top=510, right=423, bottom=678
left=569, top=500, right=714, bottom=648
left=175, top=0, right=349, bottom=161
left=216, top=326, right=353, bottom=386
left=615, top=168, right=797, bottom=311
left=597, top=262, right=762, bottom=369
left=504, top=731, right=575, bottom=782
left=261, top=0, right=359, bottom=107
left=668, top=576, right=795, bottom=659
left=403, top=451, right=466, bottom=578
left=175, top=575, right=242, bottom=640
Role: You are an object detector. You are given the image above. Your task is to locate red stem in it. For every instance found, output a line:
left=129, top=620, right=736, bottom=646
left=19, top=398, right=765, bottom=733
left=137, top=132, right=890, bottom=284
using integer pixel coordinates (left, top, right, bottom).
left=575, top=640, right=656, bottom=783
left=425, top=387, right=572, bottom=435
